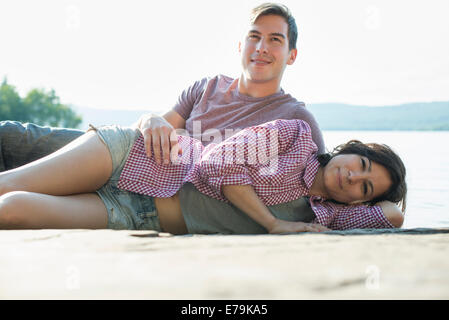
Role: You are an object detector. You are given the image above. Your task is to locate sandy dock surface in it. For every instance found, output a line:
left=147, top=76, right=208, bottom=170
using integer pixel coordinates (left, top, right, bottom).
left=1, top=228, right=448, bottom=299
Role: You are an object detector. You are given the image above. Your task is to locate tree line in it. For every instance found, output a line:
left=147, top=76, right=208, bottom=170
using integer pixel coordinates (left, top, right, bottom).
left=0, top=78, right=82, bottom=128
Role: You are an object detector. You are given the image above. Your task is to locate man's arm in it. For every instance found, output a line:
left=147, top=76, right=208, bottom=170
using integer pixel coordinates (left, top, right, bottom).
left=135, top=77, right=207, bottom=164
left=295, top=107, right=326, bottom=154
left=135, top=110, right=186, bottom=164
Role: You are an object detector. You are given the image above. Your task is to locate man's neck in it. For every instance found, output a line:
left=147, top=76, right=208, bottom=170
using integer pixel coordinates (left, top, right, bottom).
left=238, top=75, right=281, bottom=98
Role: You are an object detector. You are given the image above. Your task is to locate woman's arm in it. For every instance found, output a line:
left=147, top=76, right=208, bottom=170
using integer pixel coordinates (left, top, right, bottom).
left=377, top=201, right=404, bottom=228
left=222, top=185, right=329, bottom=233
left=313, top=200, right=404, bottom=230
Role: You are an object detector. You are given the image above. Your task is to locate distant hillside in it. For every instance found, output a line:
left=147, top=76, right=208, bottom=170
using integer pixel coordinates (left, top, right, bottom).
left=72, top=106, right=150, bottom=130
left=73, top=101, right=449, bottom=131
left=307, top=101, right=449, bottom=130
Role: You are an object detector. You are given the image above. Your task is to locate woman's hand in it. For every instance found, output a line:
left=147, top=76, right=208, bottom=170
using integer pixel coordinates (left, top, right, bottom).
left=268, top=219, right=330, bottom=234
left=222, top=185, right=331, bottom=234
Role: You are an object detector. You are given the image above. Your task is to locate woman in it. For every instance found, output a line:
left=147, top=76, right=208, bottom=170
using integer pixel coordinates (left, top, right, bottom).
left=0, top=119, right=406, bottom=234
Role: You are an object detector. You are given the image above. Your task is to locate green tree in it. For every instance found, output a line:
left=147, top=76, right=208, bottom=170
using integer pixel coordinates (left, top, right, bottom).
left=0, top=78, right=25, bottom=121
left=0, top=78, right=82, bottom=128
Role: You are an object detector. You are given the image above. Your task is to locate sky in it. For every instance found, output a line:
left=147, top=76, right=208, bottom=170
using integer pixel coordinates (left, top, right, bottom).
left=1, top=0, right=448, bottom=112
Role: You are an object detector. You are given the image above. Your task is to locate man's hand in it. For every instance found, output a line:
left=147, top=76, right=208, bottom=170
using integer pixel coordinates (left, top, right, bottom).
left=138, top=114, right=182, bottom=164
left=268, top=219, right=330, bottom=234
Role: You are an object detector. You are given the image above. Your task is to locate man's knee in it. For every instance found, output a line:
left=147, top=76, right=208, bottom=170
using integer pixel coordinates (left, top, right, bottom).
left=0, top=120, right=26, bottom=131
left=0, top=121, right=83, bottom=171
left=0, top=121, right=26, bottom=171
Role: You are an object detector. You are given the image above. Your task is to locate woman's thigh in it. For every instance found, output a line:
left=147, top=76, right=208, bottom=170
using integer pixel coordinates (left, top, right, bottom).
left=0, top=130, right=113, bottom=196
left=0, top=191, right=108, bottom=229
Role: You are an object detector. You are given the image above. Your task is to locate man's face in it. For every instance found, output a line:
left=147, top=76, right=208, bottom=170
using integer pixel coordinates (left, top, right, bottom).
left=239, top=14, right=297, bottom=85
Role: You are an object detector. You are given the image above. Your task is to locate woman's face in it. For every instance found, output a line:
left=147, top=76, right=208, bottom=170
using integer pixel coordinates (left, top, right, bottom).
left=323, top=154, right=392, bottom=204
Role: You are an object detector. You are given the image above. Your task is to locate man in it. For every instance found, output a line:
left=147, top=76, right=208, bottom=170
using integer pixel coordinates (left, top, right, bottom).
left=0, top=3, right=403, bottom=231
left=1, top=3, right=323, bottom=169
left=137, top=3, right=324, bottom=165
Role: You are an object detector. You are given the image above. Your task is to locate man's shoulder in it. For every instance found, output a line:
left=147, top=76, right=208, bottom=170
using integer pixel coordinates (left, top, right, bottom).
left=214, top=74, right=235, bottom=83
left=286, top=97, right=306, bottom=110
left=188, top=74, right=234, bottom=91
left=278, top=90, right=306, bottom=108
left=194, top=74, right=235, bottom=84
left=272, top=96, right=320, bottom=130
left=275, top=93, right=309, bottom=115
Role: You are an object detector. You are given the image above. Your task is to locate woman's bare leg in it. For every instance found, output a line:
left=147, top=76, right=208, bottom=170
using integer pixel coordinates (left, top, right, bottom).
left=0, top=131, right=112, bottom=196
left=0, top=191, right=108, bottom=229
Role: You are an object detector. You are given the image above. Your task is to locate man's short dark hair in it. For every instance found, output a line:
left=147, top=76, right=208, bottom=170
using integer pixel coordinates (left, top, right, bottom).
left=250, top=3, right=298, bottom=51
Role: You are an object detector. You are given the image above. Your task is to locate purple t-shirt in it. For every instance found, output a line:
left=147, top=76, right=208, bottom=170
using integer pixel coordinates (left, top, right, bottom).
left=173, top=74, right=325, bottom=154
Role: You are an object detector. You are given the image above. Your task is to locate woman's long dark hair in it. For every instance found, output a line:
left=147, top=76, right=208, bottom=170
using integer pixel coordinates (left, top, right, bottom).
left=317, top=140, right=407, bottom=212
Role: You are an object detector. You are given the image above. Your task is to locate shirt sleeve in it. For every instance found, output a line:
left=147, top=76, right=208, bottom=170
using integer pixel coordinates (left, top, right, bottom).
left=172, top=77, right=208, bottom=120
left=198, top=119, right=315, bottom=195
left=311, top=198, right=395, bottom=230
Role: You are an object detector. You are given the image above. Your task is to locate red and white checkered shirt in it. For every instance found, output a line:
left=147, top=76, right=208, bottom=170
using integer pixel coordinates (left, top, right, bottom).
left=117, top=119, right=394, bottom=230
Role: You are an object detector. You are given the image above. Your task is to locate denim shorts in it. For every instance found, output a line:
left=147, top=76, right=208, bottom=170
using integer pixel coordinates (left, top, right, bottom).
left=88, top=124, right=162, bottom=231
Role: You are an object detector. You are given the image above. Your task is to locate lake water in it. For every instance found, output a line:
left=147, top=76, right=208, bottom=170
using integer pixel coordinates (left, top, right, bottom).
left=322, top=131, right=449, bottom=229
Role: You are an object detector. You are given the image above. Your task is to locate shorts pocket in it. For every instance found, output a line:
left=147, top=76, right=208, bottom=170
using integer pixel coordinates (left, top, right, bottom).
left=109, top=184, right=160, bottom=230
left=132, top=193, right=160, bottom=230
left=134, top=194, right=157, bottom=218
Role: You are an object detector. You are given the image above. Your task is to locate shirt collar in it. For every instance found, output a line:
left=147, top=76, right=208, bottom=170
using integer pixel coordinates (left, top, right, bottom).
left=303, top=155, right=321, bottom=191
